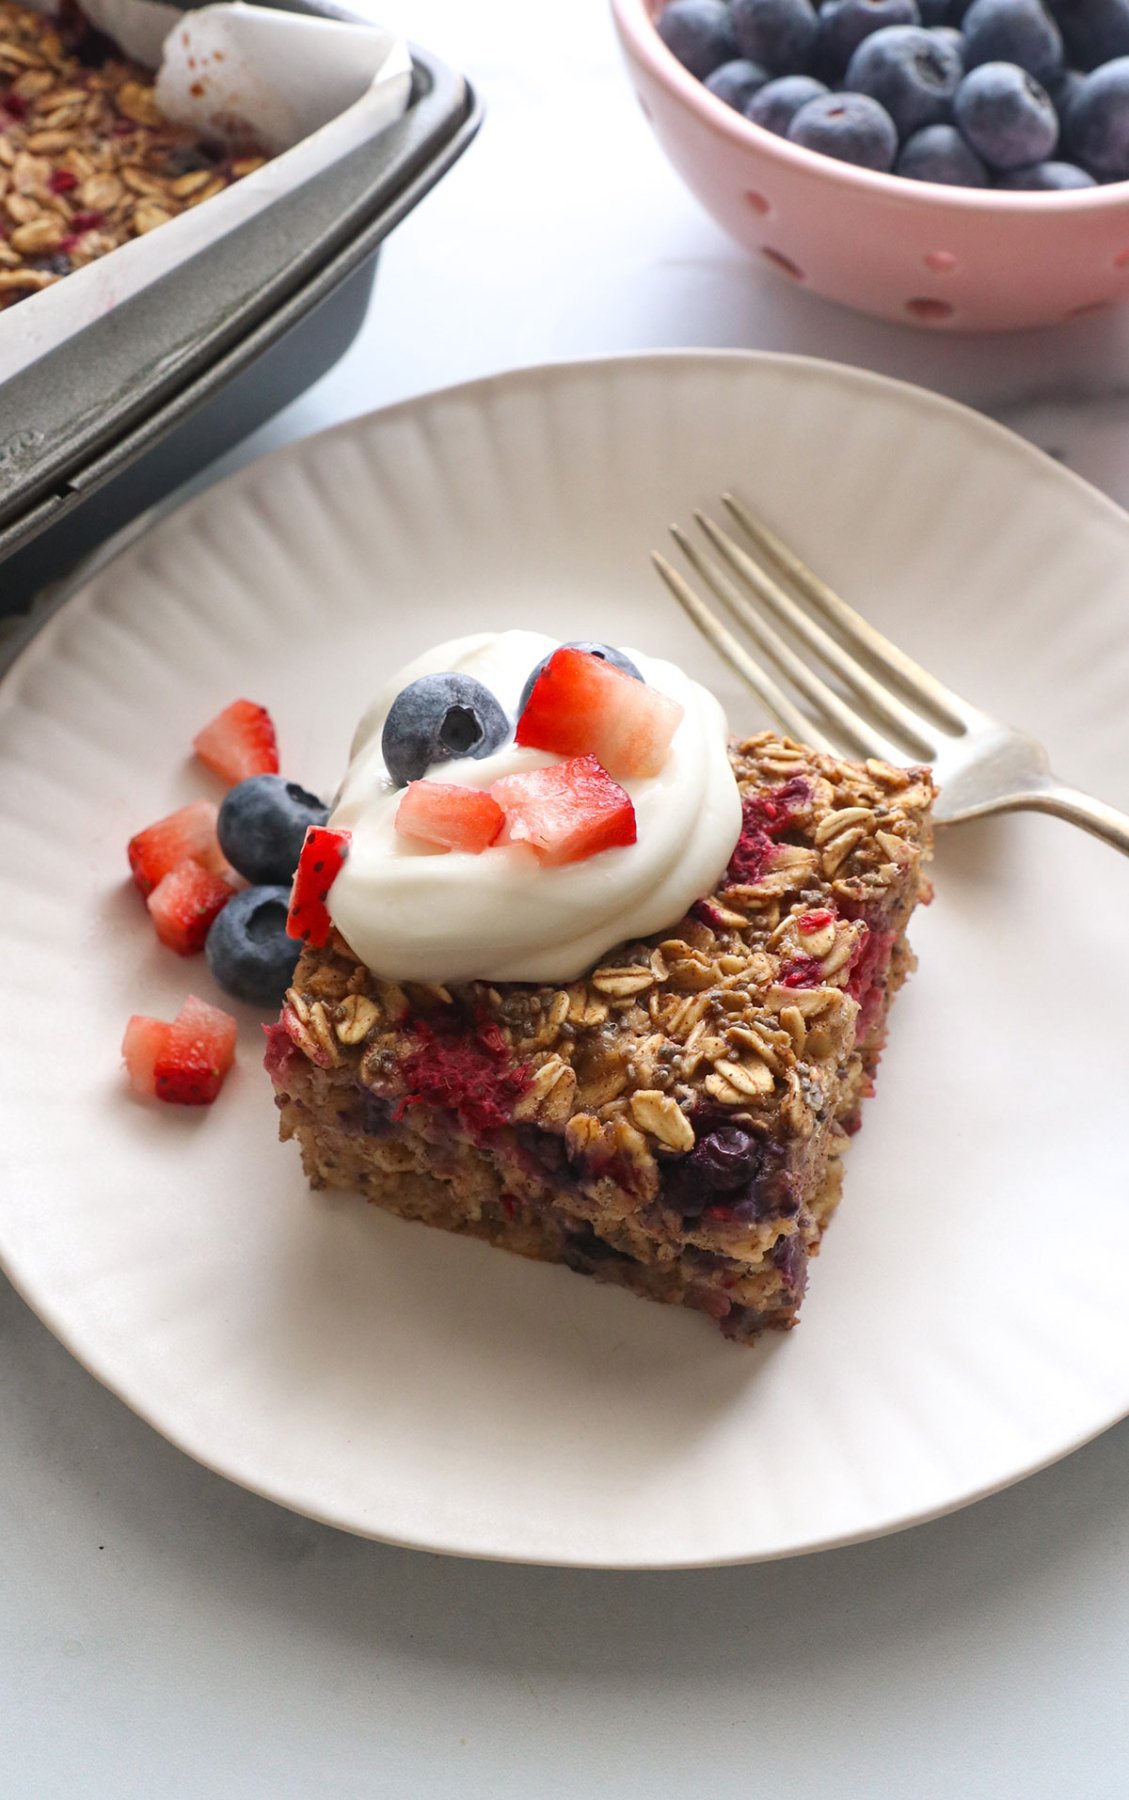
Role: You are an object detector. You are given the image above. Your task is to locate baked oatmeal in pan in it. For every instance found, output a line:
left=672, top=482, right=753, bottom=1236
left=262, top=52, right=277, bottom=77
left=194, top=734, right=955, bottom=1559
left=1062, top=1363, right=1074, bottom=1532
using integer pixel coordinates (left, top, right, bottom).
left=0, top=0, right=266, bottom=309
left=266, top=631, right=935, bottom=1344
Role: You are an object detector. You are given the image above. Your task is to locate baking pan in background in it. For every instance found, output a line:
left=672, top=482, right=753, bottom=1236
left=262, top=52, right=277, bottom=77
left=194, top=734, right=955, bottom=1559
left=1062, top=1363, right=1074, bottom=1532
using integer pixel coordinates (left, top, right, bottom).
left=0, top=1, right=480, bottom=612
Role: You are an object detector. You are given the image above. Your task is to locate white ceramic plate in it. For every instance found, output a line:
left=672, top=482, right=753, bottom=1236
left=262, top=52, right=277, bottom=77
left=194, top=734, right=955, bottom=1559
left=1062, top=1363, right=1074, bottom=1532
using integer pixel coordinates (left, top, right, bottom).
left=3, top=352, right=1129, bottom=1569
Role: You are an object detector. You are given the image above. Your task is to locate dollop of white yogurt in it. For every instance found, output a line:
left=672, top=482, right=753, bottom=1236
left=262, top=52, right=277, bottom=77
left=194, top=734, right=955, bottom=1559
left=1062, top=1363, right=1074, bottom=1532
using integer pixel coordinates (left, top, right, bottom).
left=328, top=630, right=741, bottom=984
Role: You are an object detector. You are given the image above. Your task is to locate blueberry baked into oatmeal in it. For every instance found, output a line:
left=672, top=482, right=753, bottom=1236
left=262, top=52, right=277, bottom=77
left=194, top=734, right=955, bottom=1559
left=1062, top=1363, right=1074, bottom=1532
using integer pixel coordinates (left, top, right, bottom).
left=0, top=0, right=267, bottom=310
left=267, top=630, right=935, bottom=1344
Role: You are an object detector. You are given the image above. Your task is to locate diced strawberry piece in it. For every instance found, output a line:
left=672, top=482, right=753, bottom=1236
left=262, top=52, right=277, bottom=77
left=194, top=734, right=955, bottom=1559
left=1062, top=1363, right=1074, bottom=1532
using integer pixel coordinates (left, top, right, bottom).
left=127, top=799, right=230, bottom=897
left=121, top=1014, right=172, bottom=1097
left=515, top=648, right=683, bottom=779
left=492, top=754, right=636, bottom=866
left=152, top=995, right=237, bottom=1105
left=147, top=858, right=235, bottom=954
left=193, top=699, right=279, bottom=785
left=286, top=825, right=351, bottom=946
left=395, top=781, right=505, bottom=854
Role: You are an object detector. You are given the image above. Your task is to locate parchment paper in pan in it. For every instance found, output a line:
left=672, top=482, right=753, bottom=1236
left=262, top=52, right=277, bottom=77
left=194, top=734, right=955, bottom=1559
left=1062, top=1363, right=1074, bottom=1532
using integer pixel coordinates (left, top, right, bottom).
left=0, top=0, right=411, bottom=384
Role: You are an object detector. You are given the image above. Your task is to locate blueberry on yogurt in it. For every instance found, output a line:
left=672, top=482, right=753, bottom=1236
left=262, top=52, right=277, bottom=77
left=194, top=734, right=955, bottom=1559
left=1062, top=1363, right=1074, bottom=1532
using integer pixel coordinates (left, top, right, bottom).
left=382, top=673, right=511, bottom=787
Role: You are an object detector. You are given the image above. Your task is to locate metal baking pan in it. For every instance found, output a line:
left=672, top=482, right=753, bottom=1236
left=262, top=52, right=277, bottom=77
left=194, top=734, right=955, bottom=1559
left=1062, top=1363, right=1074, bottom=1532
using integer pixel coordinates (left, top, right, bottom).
left=0, top=0, right=480, bottom=609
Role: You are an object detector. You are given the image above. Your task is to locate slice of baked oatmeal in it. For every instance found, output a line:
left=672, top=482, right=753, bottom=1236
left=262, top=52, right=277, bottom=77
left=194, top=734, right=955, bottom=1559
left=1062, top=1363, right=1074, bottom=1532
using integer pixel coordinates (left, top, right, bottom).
left=267, top=730, right=934, bottom=1343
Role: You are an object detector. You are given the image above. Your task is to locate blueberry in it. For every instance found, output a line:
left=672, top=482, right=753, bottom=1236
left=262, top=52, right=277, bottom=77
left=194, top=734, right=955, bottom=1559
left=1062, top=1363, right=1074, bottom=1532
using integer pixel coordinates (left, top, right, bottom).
left=962, top=0, right=1063, bottom=86
left=774, top=1232, right=809, bottom=1299
left=73, top=24, right=117, bottom=67
left=704, top=56, right=771, bottom=109
left=664, top=1167, right=710, bottom=1218
left=996, top=157, right=1097, bottom=185
left=206, top=886, right=300, bottom=1008
left=1068, top=57, right=1129, bottom=177
left=918, top=0, right=953, bottom=19
left=814, top=0, right=921, bottom=84
left=746, top=72, right=829, bottom=133
left=788, top=89, right=899, bottom=166
left=517, top=642, right=642, bottom=719
left=382, top=673, right=510, bottom=787
left=163, top=143, right=219, bottom=176
left=1053, top=66, right=1087, bottom=153
left=30, top=251, right=73, bottom=276
left=352, top=1089, right=393, bottom=1137
left=690, top=1126, right=764, bottom=1190
left=664, top=1127, right=768, bottom=1220
left=656, top=0, right=738, bottom=77
left=1053, top=65, right=1087, bottom=114
left=845, top=25, right=964, bottom=137
left=217, top=774, right=328, bottom=885
left=731, top=0, right=819, bottom=74
left=897, top=120, right=990, bottom=179
left=953, top=61, right=1058, bottom=167
left=932, top=24, right=967, bottom=64
left=1055, top=0, right=1129, bottom=73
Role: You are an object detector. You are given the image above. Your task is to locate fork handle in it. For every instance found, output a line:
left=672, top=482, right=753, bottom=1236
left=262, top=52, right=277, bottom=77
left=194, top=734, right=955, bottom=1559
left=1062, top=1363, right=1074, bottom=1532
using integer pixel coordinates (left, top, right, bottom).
left=1022, top=781, right=1129, bottom=858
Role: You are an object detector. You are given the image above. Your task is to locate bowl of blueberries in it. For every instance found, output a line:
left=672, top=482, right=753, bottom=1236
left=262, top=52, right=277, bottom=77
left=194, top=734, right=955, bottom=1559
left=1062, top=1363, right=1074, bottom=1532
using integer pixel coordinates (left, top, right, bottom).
left=610, top=0, right=1129, bottom=329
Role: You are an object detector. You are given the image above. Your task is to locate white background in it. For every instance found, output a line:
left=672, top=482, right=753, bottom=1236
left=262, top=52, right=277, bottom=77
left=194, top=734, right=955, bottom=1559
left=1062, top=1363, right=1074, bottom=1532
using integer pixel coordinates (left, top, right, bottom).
left=5, top=1, right=1129, bottom=1794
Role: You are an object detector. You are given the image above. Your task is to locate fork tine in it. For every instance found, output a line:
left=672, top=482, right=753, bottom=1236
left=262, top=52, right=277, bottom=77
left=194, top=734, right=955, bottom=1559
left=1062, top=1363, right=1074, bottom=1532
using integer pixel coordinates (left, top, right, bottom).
left=669, top=527, right=905, bottom=765
left=694, top=510, right=938, bottom=762
left=722, top=493, right=976, bottom=733
left=652, top=552, right=836, bottom=753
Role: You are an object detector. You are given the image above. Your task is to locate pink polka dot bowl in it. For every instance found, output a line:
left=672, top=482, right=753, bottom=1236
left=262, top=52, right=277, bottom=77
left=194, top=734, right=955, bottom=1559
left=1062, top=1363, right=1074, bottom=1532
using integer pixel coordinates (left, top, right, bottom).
left=610, top=0, right=1129, bottom=334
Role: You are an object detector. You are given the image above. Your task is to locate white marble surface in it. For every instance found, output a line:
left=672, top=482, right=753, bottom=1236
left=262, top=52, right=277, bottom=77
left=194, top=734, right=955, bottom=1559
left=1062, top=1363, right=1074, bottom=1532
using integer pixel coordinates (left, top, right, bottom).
left=5, top=1, right=1129, bottom=1794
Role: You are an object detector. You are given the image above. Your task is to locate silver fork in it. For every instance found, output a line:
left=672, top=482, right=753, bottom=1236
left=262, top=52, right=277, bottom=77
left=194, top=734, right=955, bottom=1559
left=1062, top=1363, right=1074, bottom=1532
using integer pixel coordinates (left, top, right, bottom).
left=653, top=493, right=1129, bottom=857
